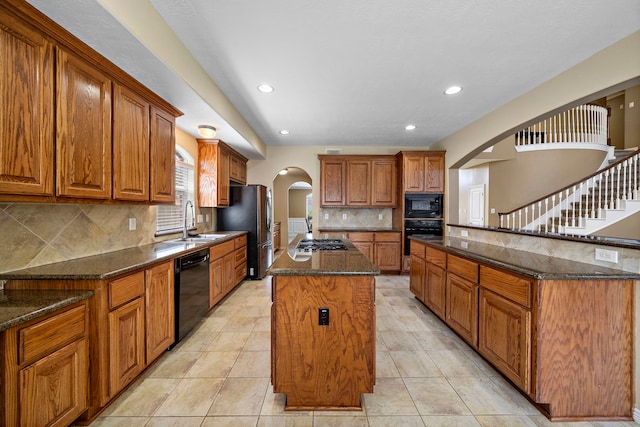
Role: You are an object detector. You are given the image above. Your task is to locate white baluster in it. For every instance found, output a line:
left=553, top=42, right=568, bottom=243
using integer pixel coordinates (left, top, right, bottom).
left=524, top=206, right=529, bottom=229
left=634, top=154, right=639, bottom=200
left=610, top=167, right=616, bottom=210
left=538, top=201, right=543, bottom=231
left=597, top=172, right=603, bottom=218
left=571, top=185, right=577, bottom=227
left=616, top=164, right=621, bottom=209
left=565, top=189, right=570, bottom=232
left=563, top=110, right=567, bottom=142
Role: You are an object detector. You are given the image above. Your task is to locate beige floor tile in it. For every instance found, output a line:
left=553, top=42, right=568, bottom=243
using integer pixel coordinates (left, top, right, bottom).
left=145, top=351, right=201, bottom=379
left=244, top=331, right=271, bottom=351
left=206, top=331, right=251, bottom=351
left=104, top=378, right=180, bottom=417
left=229, top=350, right=271, bottom=377
left=256, top=415, right=314, bottom=426
left=376, top=350, right=401, bottom=378
left=154, top=378, right=225, bottom=416
left=197, top=316, right=229, bottom=332
left=421, top=415, right=481, bottom=426
left=448, top=377, right=527, bottom=416
left=475, top=414, right=539, bottom=426
left=88, top=417, right=150, bottom=426
left=144, top=416, right=204, bottom=426
left=412, top=331, right=467, bottom=352
left=261, top=391, right=312, bottom=416
left=404, top=377, right=471, bottom=416
left=220, top=316, right=258, bottom=332
left=368, top=415, right=427, bottom=427
left=390, top=350, right=442, bottom=378
left=313, top=415, right=369, bottom=426
left=185, top=351, right=239, bottom=378
left=174, top=329, right=219, bottom=352
left=362, top=377, right=419, bottom=416
left=487, top=375, right=542, bottom=415
left=379, top=331, right=423, bottom=350
left=208, top=377, right=269, bottom=416
left=428, top=350, right=488, bottom=378
left=528, top=415, right=596, bottom=427
left=201, top=416, right=259, bottom=426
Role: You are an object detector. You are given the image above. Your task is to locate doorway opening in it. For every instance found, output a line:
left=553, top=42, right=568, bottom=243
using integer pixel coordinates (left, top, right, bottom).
left=272, top=167, right=312, bottom=249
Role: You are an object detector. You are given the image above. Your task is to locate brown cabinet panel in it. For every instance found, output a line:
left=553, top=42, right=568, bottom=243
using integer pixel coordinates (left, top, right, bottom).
left=108, top=271, right=145, bottom=310
left=229, top=153, right=247, bottom=184
left=448, top=254, right=479, bottom=283
left=479, top=289, right=531, bottom=393
left=0, top=14, right=54, bottom=196
left=352, top=241, right=374, bottom=263
left=197, top=140, right=242, bottom=207
left=320, top=158, right=346, bottom=206
left=145, top=261, right=174, bottom=363
left=480, top=266, right=531, bottom=308
left=425, top=262, right=446, bottom=319
left=346, top=160, right=371, bottom=206
left=409, top=255, right=425, bottom=302
left=209, top=256, right=225, bottom=309
left=371, top=158, right=397, bottom=206
left=426, top=247, right=446, bottom=269
left=108, top=298, right=145, bottom=398
left=425, top=155, right=445, bottom=192
left=446, top=273, right=478, bottom=347
left=113, top=84, right=149, bottom=201
left=56, top=49, right=112, bottom=199
left=402, top=155, right=425, bottom=192
left=150, top=106, right=176, bottom=203
left=376, top=242, right=401, bottom=271
left=400, top=151, right=445, bottom=193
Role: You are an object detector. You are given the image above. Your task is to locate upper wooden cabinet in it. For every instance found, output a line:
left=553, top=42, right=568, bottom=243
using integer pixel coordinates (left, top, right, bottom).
left=319, top=155, right=397, bottom=207
left=0, top=1, right=182, bottom=204
left=398, top=151, right=445, bottom=193
left=0, top=12, right=54, bottom=196
left=197, top=139, right=247, bottom=207
left=56, top=49, right=113, bottom=199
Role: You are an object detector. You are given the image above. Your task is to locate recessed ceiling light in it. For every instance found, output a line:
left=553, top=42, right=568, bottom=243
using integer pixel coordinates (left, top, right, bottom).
left=405, top=125, right=416, bottom=131
left=257, top=84, right=274, bottom=93
left=444, top=86, right=462, bottom=95
left=279, top=130, right=290, bottom=135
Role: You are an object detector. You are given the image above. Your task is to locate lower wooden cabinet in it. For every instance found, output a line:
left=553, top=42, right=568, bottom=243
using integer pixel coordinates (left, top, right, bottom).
left=445, top=273, right=478, bottom=347
left=1, top=301, right=89, bottom=427
left=409, top=254, right=425, bottom=301
left=424, top=262, right=446, bottom=319
left=145, top=261, right=175, bottom=363
left=347, top=231, right=401, bottom=273
left=109, top=297, right=145, bottom=396
left=209, top=235, right=247, bottom=308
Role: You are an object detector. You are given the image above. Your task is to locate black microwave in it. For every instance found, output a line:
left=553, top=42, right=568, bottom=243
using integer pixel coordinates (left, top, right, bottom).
left=404, top=194, right=443, bottom=218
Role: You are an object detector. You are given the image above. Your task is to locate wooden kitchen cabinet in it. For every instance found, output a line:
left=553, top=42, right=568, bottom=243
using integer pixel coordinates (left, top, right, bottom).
left=230, top=152, right=247, bottom=184
left=1, top=301, right=89, bottom=427
left=446, top=255, right=479, bottom=347
left=347, top=231, right=401, bottom=273
left=0, top=12, right=54, bottom=196
left=56, top=48, right=112, bottom=199
left=209, top=237, right=246, bottom=308
left=348, top=232, right=375, bottom=263
left=425, top=262, right=446, bottom=320
left=319, top=155, right=397, bottom=207
left=113, top=84, right=150, bottom=201
left=398, top=151, right=445, bottom=193
left=198, top=139, right=247, bottom=207
left=273, top=221, right=281, bottom=251
left=145, top=260, right=175, bottom=363
left=234, top=234, right=248, bottom=285
left=409, top=253, right=426, bottom=302
left=150, top=106, right=176, bottom=203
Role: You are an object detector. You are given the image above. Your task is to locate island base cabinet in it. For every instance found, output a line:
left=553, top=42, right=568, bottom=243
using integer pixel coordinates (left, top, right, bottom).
left=478, top=289, right=531, bottom=394
left=445, top=273, right=478, bottom=347
left=272, top=275, right=375, bottom=410
left=424, top=263, right=446, bottom=320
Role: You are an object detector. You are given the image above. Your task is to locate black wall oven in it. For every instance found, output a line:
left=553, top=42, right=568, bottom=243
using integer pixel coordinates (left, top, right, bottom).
left=404, top=220, right=443, bottom=255
left=405, top=194, right=443, bottom=218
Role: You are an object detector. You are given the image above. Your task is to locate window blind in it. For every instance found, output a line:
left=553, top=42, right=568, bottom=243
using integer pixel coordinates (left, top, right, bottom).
left=156, top=149, right=195, bottom=234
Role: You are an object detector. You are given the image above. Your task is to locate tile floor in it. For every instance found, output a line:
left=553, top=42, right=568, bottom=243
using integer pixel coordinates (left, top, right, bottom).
left=89, top=275, right=637, bottom=427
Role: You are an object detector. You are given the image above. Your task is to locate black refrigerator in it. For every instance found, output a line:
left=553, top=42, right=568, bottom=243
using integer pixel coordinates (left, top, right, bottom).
left=217, top=184, right=273, bottom=279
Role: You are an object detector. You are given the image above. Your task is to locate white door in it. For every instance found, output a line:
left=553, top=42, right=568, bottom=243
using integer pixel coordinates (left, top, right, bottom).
left=469, top=185, right=485, bottom=225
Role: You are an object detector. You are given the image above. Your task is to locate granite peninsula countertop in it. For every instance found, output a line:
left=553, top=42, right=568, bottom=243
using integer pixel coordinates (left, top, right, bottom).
left=0, top=289, right=94, bottom=332
left=268, top=234, right=380, bottom=276
left=317, top=228, right=401, bottom=233
left=0, top=231, right=247, bottom=280
left=411, top=236, right=640, bottom=280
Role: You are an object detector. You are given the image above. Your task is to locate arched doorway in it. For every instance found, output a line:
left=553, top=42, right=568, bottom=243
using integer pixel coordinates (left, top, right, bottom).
left=272, top=167, right=312, bottom=248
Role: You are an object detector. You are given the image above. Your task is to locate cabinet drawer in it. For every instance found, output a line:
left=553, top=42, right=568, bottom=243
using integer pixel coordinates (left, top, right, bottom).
left=426, top=247, right=446, bottom=269
left=234, top=234, right=247, bottom=248
left=235, top=247, right=247, bottom=264
left=410, top=240, right=426, bottom=258
left=19, top=304, right=87, bottom=365
left=448, top=254, right=478, bottom=283
left=348, top=232, right=374, bottom=242
left=109, top=271, right=145, bottom=309
left=210, top=240, right=234, bottom=259
left=235, top=262, right=247, bottom=281
left=375, top=232, right=400, bottom=242
left=480, top=266, right=532, bottom=308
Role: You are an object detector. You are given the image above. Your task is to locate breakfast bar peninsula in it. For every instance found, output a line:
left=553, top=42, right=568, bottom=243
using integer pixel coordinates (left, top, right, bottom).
left=268, top=234, right=379, bottom=410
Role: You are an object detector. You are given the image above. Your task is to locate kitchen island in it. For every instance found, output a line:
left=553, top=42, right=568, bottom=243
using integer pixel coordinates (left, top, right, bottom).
left=268, top=234, right=379, bottom=410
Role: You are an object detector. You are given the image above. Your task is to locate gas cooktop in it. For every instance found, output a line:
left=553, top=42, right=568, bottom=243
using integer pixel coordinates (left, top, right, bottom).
left=295, top=239, right=348, bottom=252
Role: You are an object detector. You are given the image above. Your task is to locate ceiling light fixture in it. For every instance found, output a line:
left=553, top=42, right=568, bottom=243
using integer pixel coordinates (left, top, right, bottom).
left=444, top=86, right=462, bottom=95
left=279, top=130, right=290, bottom=135
left=405, top=124, right=416, bottom=131
left=278, top=168, right=288, bottom=175
left=197, top=125, right=217, bottom=137
left=257, top=84, right=274, bottom=93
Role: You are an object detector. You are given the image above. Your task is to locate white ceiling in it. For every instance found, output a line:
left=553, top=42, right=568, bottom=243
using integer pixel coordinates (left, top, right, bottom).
left=26, top=0, right=640, bottom=160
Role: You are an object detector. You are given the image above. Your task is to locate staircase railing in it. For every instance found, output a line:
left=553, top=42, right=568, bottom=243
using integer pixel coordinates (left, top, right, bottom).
left=515, top=104, right=608, bottom=150
left=498, top=149, right=640, bottom=235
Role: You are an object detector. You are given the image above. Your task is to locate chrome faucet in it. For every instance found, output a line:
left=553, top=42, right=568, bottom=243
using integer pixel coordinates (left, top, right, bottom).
left=183, top=200, right=194, bottom=239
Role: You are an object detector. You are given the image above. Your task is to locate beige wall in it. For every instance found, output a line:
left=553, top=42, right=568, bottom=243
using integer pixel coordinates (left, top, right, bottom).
left=608, top=93, right=626, bottom=149
left=625, top=84, right=640, bottom=148
left=288, top=189, right=311, bottom=218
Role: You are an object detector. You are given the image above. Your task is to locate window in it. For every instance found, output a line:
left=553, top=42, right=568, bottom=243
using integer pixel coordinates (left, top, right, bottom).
left=156, top=146, right=195, bottom=234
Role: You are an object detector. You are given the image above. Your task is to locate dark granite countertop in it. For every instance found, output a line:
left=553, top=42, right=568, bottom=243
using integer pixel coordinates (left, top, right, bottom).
left=410, top=236, right=640, bottom=280
left=0, top=289, right=94, bottom=332
left=317, top=228, right=401, bottom=233
left=0, top=231, right=246, bottom=280
left=268, top=234, right=380, bottom=276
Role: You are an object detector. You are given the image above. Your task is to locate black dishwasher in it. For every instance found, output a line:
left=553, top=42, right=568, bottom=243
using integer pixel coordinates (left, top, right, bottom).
left=173, top=248, right=210, bottom=348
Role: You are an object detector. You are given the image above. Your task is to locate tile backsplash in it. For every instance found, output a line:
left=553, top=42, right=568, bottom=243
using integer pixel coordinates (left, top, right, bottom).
left=318, top=208, right=393, bottom=229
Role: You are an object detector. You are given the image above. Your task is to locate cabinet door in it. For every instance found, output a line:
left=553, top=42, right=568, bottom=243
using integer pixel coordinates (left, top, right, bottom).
left=376, top=242, right=401, bottom=271
left=346, top=159, right=371, bottom=206
left=113, top=84, right=149, bottom=201
left=108, top=298, right=145, bottom=397
left=371, top=158, right=397, bottom=206
left=145, top=261, right=175, bottom=363
left=150, top=106, right=176, bottom=203
left=403, top=155, right=425, bottom=192
left=209, top=257, right=224, bottom=309
left=479, top=289, right=531, bottom=393
left=409, top=255, right=426, bottom=302
left=320, top=159, right=346, bottom=206
left=425, top=155, right=444, bottom=192
left=223, top=252, right=235, bottom=293
left=446, top=273, right=478, bottom=347
left=230, top=153, right=247, bottom=184
left=218, top=147, right=230, bottom=207
left=0, top=15, right=54, bottom=196
left=425, top=262, right=446, bottom=319
left=352, top=241, right=374, bottom=263
left=20, top=338, right=88, bottom=427
left=56, top=49, right=112, bottom=199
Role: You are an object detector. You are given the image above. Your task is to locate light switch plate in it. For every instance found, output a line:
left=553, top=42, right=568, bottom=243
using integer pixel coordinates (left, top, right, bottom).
left=128, top=218, right=136, bottom=231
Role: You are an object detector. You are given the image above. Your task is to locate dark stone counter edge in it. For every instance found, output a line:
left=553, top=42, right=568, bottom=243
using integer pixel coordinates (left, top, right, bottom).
left=0, top=290, right=94, bottom=332
left=410, top=236, right=640, bottom=280
left=268, top=269, right=380, bottom=276
left=317, top=228, right=402, bottom=233
left=0, top=231, right=247, bottom=281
